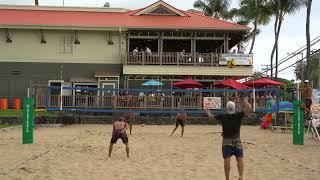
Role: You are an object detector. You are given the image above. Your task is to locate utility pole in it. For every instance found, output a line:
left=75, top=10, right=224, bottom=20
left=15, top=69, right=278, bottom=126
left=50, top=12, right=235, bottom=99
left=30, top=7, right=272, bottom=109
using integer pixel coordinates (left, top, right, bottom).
left=300, top=52, right=304, bottom=82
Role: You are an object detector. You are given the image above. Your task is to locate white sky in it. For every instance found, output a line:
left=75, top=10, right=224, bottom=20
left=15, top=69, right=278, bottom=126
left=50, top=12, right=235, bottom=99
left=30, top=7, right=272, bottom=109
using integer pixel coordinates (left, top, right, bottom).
left=1, top=0, right=320, bottom=80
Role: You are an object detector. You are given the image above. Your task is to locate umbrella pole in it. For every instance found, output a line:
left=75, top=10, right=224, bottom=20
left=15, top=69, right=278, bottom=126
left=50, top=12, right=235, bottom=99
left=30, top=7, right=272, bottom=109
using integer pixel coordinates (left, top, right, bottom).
left=253, top=88, right=256, bottom=112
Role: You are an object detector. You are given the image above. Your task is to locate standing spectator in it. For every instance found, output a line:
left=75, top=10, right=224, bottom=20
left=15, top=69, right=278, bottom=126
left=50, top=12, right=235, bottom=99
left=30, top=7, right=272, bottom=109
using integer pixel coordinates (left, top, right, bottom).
left=238, top=46, right=245, bottom=54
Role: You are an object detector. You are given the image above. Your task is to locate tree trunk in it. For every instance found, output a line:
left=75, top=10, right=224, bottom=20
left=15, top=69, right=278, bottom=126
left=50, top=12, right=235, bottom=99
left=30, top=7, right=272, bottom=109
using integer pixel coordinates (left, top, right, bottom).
left=275, top=15, right=283, bottom=79
left=249, top=21, right=257, bottom=54
left=275, top=40, right=278, bottom=79
left=306, top=0, right=312, bottom=82
left=270, top=11, right=279, bottom=78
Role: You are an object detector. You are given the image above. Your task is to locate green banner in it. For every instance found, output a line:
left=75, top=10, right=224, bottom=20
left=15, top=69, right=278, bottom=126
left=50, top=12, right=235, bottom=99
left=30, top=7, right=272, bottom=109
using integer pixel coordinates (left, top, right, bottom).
left=22, top=98, right=34, bottom=144
left=293, top=101, right=304, bottom=145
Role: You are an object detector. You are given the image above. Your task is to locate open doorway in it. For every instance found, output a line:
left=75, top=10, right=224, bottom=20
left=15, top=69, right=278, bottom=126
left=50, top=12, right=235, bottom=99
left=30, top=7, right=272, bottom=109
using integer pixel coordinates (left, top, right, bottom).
left=163, top=39, right=191, bottom=52
left=196, top=40, right=224, bottom=53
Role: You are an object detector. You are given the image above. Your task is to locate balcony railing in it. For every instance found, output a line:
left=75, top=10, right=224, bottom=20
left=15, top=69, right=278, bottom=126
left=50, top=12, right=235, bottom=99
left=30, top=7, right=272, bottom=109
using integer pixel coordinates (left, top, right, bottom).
left=127, top=52, right=221, bottom=66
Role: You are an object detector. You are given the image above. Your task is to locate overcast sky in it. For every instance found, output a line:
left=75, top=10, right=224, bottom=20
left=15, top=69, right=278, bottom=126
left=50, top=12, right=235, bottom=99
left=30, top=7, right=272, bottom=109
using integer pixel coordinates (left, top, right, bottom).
left=1, top=0, right=320, bottom=80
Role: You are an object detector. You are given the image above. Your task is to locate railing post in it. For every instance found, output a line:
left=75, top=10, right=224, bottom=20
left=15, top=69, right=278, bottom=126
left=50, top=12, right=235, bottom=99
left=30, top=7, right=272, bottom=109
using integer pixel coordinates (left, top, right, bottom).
left=142, top=52, right=145, bottom=65
left=171, top=96, right=175, bottom=110
left=85, top=95, right=88, bottom=109
left=112, top=96, right=116, bottom=109
left=194, top=53, right=197, bottom=66
left=176, top=52, right=179, bottom=66
left=210, top=52, right=214, bottom=66
left=160, top=52, right=162, bottom=65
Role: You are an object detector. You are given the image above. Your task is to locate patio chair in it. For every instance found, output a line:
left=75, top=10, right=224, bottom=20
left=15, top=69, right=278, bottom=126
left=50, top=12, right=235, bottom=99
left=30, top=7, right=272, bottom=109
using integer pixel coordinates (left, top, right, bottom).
left=306, top=114, right=320, bottom=141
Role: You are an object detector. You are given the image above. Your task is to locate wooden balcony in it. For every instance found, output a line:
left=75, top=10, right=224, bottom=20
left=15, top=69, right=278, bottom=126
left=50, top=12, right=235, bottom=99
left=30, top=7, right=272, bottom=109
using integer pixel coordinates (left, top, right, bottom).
left=127, top=52, right=221, bottom=66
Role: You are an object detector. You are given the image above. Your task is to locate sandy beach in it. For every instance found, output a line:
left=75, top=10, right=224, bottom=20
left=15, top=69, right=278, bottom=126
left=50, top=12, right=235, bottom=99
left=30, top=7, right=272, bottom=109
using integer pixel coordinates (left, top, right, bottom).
left=0, top=125, right=319, bottom=180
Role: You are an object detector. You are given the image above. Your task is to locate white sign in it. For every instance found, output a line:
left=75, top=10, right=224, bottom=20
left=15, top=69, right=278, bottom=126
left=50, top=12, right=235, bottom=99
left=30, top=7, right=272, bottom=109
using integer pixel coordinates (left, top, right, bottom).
left=219, top=54, right=253, bottom=66
left=203, top=97, right=221, bottom=109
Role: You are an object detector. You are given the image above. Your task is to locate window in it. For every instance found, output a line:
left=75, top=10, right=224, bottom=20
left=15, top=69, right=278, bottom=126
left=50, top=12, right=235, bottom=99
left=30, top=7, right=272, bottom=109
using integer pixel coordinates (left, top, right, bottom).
left=59, top=36, right=73, bottom=54
left=148, top=6, right=177, bottom=15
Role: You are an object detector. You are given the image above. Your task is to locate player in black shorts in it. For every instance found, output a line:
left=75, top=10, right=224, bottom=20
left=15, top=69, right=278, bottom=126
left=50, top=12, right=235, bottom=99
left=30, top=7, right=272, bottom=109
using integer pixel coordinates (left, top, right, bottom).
left=170, top=112, right=187, bottom=137
left=124, top=112, right=134, bottom=135
left=108, top=117, right=129, bottom=158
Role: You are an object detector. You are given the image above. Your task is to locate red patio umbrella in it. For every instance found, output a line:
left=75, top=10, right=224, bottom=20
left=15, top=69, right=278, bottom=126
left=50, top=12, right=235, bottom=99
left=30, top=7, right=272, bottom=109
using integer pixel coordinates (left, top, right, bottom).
left=172, top=79, right=203, bottom=89
left=243, top=78, right=283, bottom=87
left=212, top=79, right=249, bottom=90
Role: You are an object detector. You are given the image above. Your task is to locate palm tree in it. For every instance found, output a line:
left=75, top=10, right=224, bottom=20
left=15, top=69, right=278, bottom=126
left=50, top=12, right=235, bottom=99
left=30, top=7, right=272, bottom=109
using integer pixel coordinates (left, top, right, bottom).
left=270, top=0, right=306, bottom=79
left=306, top=0, right=313, bottom=81
left=193, top=0, right=231, bottom=19
left=230, top=0, right=272, bottom=54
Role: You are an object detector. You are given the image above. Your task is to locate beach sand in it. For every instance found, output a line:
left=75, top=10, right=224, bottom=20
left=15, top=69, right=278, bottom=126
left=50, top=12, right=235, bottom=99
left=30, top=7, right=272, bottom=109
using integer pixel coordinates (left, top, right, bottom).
left=0, top=125, right=319, bottom=180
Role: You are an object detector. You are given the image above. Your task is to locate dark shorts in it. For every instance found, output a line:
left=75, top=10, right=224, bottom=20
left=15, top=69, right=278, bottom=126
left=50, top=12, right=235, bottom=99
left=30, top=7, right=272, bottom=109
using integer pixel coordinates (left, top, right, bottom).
left=126, top=119, right=133, bottom=126
left=110, top=131, right=128, bottom=144
left=222, top=138, right=243, bottom=159
left=304, top=99, right=312, bottom=110
left=176, top=119, right=184, bottom=127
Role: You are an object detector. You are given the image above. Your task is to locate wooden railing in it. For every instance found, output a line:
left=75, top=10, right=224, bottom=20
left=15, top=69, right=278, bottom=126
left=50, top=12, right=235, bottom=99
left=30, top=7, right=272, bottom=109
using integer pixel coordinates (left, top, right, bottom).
left=127, top=52, right=221, bottom=66
left=45, top=95, right=271, bottom=110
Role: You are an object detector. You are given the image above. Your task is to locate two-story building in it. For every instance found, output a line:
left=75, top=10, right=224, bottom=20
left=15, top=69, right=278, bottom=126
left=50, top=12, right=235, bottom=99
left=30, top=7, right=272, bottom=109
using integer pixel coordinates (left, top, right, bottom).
left=0, top=0, right=252, bottom=106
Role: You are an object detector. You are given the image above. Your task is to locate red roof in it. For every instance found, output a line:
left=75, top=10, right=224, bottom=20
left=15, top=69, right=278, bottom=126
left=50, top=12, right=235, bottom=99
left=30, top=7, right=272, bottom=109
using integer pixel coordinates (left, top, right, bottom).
left=0, top=7, right=248, bottom=30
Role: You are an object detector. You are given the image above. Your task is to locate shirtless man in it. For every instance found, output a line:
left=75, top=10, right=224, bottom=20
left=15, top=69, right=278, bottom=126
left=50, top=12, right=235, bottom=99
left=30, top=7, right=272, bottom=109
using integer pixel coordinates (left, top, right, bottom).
left=108, top=117, right=130, bottom=158
left=170, top=112, right=187, bottom=137
left=205, top=97, right=252, bottom=180
left=301, top=80, right=313, bottom=117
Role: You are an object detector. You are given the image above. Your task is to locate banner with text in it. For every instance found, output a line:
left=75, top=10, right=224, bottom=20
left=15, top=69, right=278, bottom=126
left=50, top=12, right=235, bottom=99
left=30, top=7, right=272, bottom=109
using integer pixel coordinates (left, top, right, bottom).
left=203, top=97, right=221, bottom=109
left=22, top=98, right=34, bottom=144
left=219, top=54, right=253, bottom=66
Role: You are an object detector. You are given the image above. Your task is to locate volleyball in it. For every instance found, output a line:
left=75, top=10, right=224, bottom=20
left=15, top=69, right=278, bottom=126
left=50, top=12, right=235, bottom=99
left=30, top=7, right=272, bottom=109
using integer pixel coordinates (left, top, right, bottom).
left=227, top=59, right=236, bottom=68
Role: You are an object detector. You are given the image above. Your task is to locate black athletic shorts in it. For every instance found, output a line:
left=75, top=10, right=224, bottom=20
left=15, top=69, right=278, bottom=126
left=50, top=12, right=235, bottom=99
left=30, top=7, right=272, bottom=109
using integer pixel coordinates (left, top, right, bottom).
left=304, top=99, right=312, bottom=110
left=110, top=130, right=128, bottom=144
left=126, top=119, right=133, bottom=126
left=176, top=119, right=185, bottom=127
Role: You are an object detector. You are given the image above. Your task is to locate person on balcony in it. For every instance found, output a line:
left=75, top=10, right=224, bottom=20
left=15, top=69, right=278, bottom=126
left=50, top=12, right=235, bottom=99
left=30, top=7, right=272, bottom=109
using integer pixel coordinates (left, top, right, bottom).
left=238, top=46, right=245, bottom=54
left=198, top=54, right=204, bottom=63
left=133, top=47, right=139, bottom=55
left=145, top=47, right=152, bottom=55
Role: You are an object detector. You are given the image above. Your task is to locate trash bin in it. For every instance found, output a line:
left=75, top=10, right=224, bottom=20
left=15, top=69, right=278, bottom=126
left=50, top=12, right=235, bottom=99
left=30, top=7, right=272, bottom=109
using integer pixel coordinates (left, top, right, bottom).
left=0, top=99, right=8, bottom=109
left=12, top=98, right=22, bottom=109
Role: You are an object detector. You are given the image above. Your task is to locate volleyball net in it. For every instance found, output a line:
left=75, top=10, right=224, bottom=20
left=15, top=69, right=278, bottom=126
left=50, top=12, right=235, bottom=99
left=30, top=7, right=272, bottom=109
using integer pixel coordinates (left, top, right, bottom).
left=45, top=86, right=280, bottom=114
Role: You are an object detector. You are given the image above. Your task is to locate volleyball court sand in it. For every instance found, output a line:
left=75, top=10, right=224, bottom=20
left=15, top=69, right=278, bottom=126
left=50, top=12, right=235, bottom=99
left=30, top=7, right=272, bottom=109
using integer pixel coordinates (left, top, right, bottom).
left=0, top=125, right=319, bottom=180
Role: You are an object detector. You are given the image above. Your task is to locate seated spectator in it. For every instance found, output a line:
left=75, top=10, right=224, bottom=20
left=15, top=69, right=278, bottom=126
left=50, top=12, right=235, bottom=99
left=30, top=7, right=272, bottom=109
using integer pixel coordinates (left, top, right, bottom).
left=145, top=47, right=152, bottom=55
left=133, top=47, right=139, bottom=55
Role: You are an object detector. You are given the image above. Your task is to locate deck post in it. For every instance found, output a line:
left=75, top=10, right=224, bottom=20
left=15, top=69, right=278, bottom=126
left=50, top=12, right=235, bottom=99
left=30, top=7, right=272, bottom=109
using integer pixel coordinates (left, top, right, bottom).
left=142, top=52, right=145, bottom=65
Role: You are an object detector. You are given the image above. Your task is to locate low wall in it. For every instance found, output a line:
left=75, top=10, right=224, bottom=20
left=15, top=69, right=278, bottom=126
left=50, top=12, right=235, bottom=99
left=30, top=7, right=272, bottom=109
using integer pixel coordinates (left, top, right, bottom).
left=0, top=113, right=262, bottom=126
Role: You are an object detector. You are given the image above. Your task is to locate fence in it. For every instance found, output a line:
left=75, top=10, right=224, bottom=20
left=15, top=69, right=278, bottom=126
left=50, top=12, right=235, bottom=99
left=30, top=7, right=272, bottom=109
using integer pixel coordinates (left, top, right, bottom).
left=44, top=86, right=280, bottom=114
